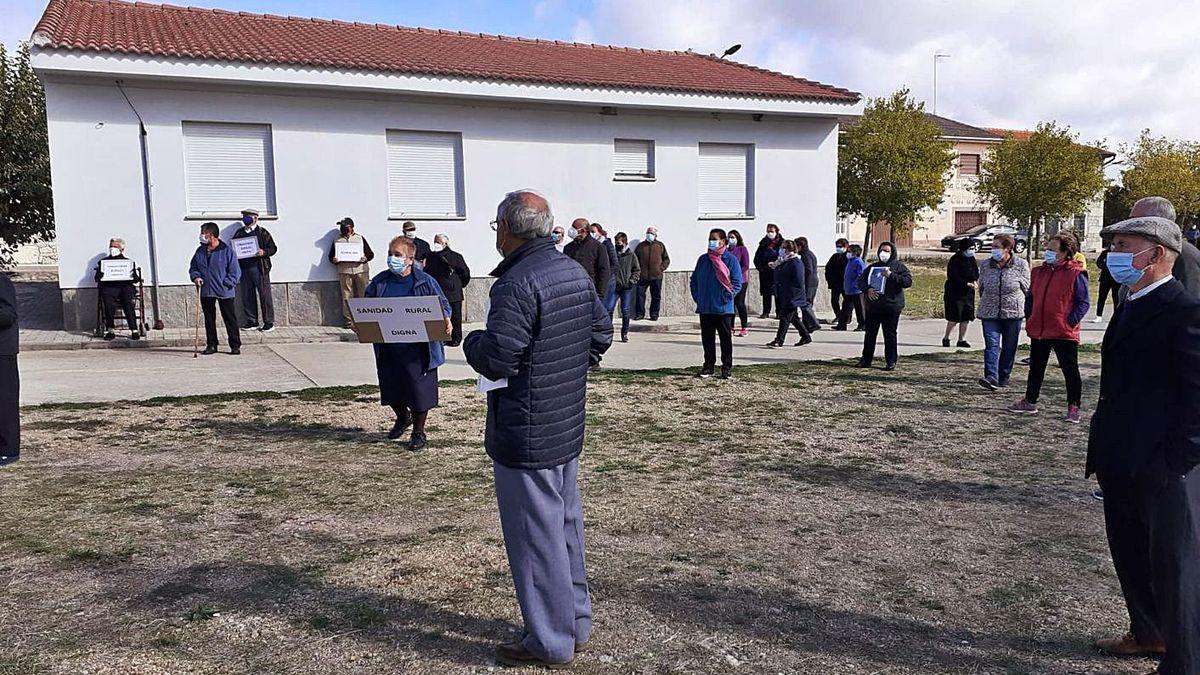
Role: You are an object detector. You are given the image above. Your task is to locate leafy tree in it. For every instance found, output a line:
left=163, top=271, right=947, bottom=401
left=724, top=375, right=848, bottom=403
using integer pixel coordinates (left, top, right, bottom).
left=974, top=122, right=1107, bottom=259
left=1120, top=129, right=1200, bottom=226
left=1103, top=185, right=1132, bottom=228
left=0, top=42, right=54, bottom=268
left=837, top=88, right=954, bottom=252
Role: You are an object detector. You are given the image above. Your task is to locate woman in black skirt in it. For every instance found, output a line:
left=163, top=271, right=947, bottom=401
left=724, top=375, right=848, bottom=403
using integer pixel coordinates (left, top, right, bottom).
left=365, top=236, right=452, bottom=451
left=942, top=238, right=980, bottom=347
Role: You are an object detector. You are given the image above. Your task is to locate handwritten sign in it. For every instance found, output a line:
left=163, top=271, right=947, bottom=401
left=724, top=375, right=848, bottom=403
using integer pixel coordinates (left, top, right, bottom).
left=335, top=241, right=364, bottom=263
left=232, top=236, right=259, bottom=260
left=99, top=258, right=135, bottom=281
left=349, top=296, right=450, bottom=343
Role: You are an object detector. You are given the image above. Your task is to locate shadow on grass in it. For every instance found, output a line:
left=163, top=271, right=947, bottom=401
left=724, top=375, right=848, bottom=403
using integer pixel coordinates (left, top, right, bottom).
left=195, top=418, right=381, bottom=443
left=118, top=561, right=521, bottom=666
left=627, top=578, right=1091, bottom=672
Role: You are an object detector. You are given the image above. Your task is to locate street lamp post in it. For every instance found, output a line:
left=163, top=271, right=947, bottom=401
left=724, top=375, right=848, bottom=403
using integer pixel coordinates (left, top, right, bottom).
left=933, top=51, right=951, bottom=114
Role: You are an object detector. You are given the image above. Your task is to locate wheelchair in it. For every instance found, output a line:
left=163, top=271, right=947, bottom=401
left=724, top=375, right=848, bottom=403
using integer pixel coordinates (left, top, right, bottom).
left=93, top=269, right=151, bottom=338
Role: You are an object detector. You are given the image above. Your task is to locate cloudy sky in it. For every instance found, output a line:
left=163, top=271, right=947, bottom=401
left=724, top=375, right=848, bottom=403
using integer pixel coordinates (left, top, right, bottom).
left=4, top=0, right=1196, bottom=157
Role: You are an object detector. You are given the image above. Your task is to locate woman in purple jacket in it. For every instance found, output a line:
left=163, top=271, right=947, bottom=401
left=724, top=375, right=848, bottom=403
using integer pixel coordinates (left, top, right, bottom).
left=728, top=229, right=752, bottom=337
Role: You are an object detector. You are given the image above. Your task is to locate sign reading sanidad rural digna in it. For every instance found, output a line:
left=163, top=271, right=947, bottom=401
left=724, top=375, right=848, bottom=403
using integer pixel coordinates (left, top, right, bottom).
left=349, top=296, right=450, bottom=343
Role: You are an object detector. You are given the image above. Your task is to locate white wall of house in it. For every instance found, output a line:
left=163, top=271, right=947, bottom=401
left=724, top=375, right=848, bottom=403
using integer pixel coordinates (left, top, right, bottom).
left=42, top=77, right=841, bottom=289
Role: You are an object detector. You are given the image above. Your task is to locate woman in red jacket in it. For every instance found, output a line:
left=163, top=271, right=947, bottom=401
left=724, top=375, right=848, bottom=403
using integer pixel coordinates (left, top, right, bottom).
left=1007, top=234, right=1090, bottom=423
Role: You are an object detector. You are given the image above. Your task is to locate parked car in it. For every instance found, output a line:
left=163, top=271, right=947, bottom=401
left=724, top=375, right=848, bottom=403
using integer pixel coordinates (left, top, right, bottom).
left=941, top=224, right=1028, bottom=254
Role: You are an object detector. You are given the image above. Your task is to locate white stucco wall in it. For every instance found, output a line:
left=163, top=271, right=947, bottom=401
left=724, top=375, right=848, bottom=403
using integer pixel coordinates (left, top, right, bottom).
left=42, top=77, right=841, bottom=289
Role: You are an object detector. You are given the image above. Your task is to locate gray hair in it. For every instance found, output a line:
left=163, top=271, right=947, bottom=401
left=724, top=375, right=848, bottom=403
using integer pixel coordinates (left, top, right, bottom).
left=1130, top=196, right=1177, bottom=223
left=497, top=190, right=554, bottom=240
left=110, top=238, right=125, bottom=248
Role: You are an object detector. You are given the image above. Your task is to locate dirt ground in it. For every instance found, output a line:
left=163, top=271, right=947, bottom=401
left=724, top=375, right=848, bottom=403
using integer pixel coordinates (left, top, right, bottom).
left=0, top=350, right=1157, bottom=674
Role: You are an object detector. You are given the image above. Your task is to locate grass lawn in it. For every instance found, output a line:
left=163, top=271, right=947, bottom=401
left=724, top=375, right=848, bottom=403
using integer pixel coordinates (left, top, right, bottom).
left=0, top=352, right=1150, bottom=674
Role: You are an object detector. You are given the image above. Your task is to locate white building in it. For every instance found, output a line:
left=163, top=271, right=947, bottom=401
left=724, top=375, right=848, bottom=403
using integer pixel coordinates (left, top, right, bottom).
left=29, top=0, right=861, bottom=330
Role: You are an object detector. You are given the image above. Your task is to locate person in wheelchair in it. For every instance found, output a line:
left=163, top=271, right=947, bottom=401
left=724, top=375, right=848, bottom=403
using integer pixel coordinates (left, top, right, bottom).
left=93, top=238, right=142, bottom=340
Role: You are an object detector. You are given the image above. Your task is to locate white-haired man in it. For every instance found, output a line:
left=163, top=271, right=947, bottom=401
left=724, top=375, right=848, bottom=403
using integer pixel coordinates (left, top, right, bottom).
left=1128, top=196, right=1200, bottom=298
left=93, top=237, right=142, bottom=340
left=1087, top=214, right=1200, bottom=673
left=464, top=190, right=611, bottom=668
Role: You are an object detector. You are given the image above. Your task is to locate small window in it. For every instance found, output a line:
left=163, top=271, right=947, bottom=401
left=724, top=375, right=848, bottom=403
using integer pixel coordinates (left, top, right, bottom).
left=614, top=139, right=654, bottom=179
left=182, top=122, right=276, bottom=218
left=958, top=153, right=980, bottom=176
left=698, top=143, right=754, bottom=219
left=1073, top=214, right=1087, bottom=229
left=835, top=214, right=849, bottom=237
left=386, top=130, right=465, bottom=219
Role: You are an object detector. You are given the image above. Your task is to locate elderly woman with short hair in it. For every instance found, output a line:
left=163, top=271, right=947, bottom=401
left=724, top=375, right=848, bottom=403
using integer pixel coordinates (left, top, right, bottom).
left=977, top=234, right=1030, bottom=391
left=365, top=235, right=452, bottom=451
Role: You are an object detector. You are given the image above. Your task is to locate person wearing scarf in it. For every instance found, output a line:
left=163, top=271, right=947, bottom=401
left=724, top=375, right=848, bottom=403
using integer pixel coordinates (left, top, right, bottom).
left=690, top=228, right=744, bottom=379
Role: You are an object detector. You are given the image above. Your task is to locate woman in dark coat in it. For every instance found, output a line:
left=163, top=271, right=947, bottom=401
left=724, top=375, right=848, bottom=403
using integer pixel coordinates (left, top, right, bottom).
left=942, top=238, right=980, bottom=347
left=765, top=240, right=812, bottom=348
left=753, top=224, right=785, bottom=318
left=856, top=242, right=913, bottom=371
left=365, top=236, right=452, bottom=451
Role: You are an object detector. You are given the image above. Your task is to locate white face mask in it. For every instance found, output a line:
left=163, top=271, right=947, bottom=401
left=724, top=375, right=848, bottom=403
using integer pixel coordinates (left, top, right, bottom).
left=109, top=247, right=121, bottom=257
left=404, top=231, right=416, bottom=239
left=431, top=242, right=445, bottom=253
left=879, top=250, right=892, bottom=263
left=199, top=234, right=210, bottom=245
left=729, top=237, right=739, bottom=246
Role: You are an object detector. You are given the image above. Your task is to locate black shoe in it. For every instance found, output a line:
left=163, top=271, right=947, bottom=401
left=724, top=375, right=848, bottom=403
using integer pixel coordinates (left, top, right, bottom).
left=243, top=322, right=258, bottom=330
left=103, top=331, right=116, bottom=340
left=884, top=363, right=896, bottom=371
left=978, top=377, right=998, bottom=391
left=649, top=316, right=659, bottom=322
left=408, top=431, right=427, bottom=452
left=588, top=363, right=602, bottom=373
left=854, top=360, right=871, bottom=368
left=957, top=340, right=971, bottom=348
left=942, top=338, right=951, bottom=347
left=808, top=324, right=822, bottom=332
left=635, top=315, right=646, bottom=321
left=696, top=369, right=714, bottom=379
left=758, top=313, right=771, bottom=319
left=229, top=348, right=241, bottom=355
left=259, top=323, right=275, bottom=333
left=795, top=336, right=813, bottom=346
left=447, top=340, right=462, bottom=348
left=201, top=346, right=218, bottom=355
left=1092, top=489, right=1104, bottom=501
left=388, top=413, right=412, bottom=440
left=853, top=325, right=866, bottom=332
left=130, top=331, right=141, bottom=340
left=832, top=325, right=847, bottom=331
left=765, top=340, right=782, bottom=348
left=718, top=368, right=732, bottom=380
left=620, top=334, right=629, bottom=343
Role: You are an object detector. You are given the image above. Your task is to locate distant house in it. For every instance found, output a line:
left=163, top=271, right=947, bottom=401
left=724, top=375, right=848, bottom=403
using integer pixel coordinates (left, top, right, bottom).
left=837, top=114, right=1114, bottom=252
left=29, top=0, right=861, bottom=330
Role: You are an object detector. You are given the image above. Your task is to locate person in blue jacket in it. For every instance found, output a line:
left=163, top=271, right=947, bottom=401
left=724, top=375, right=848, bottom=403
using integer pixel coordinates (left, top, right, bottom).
left=365, top=235, right=452, bottom=452
left=188, top=222, right=242, bottom=355
left=838, top=244, right=867, bottom=331
left=765, top=240, right=813, bottom=348
left=690, top=228, right=744, bottom=379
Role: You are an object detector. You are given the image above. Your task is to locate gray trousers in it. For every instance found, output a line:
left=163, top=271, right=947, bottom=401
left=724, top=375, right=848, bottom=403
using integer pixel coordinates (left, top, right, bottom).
left=240, top=263, right=274, bottom=326
left=493, top=457, right=591, bottom=663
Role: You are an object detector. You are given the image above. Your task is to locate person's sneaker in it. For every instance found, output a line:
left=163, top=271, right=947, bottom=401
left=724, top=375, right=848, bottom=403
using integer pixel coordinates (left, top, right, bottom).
left=1090, top=315, right=1104, bottom=323
left=103, top=331, right=116, bottom=340
left=1019, top=356, right=1031, bottom=365
left=997, top=380, right=1010, bottom=388
left=130, top=331, right=141, bottom=340
left=495, top=643, right=573, bottom=669
left=978, top=377, right=998, bottom=391
left=1092, top=489, right=1105, bottom=501
left=408, top=431, right=427, bottom=452
left=1007, top=398, right=1039, bottom=415
left=1066, top=405, right=1082, bottom=424
left=1094, top=633, right=1166, bottom=657
left=588, top=363, right=602, bottom=373
left=942, top=338, right=951, bottom=347
left=883, top=363, right=896, bottom=371
left=387, top=413, right=412, bottom=440
left=795, top=336, right=813, bottom=346
left=956, top=340, right=971, bottom=348
left=719, top=368, right=733, bottom=380
left=854, top=360, right=871, bottom=368
left=201, top=346, right=218, bottom=355
left=737, top=328, right=748, bottom=338
left=229, top=348, right=241, bottom=355
left=765, top=341, right=782, bottom=348
left=695, top=369, right=714, bottom=379
left=243, top=322, right=258, bottom=330
left=259, top=323, right=275, bottom=332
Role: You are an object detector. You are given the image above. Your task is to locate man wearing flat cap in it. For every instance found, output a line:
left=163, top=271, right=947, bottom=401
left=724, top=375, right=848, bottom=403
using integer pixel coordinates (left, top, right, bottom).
left=1087, top=212, right=1200, bottom=673
left=231, top=208, right=279, bottom=332
left=1127, top=196, right=1200, bottom=298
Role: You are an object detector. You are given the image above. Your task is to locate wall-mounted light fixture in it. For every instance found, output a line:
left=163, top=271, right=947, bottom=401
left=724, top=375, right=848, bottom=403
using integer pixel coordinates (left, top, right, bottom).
left=599, top=106, right=618, bottom=116
left=752, top=114, right=764, bottom=122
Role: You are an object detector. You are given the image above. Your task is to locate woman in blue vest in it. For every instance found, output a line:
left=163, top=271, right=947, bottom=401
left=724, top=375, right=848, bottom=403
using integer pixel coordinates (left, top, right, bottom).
left=365, top=236, right=452, bottom=451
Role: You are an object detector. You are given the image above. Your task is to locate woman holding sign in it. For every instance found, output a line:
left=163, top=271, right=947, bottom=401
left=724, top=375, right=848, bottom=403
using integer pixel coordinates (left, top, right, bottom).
left=365, top=236, right=452, bottom=451
left=855, top=242, right=913, bottom=371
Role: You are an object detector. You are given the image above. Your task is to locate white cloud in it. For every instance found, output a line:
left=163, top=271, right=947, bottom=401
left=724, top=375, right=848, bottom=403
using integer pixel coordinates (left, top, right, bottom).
left=576, top=0, right=1200, bottom=154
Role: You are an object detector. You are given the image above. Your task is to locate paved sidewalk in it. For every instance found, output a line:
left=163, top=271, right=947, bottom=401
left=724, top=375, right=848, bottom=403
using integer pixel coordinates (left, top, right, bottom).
left=17, top=316, right=1109, bottom=406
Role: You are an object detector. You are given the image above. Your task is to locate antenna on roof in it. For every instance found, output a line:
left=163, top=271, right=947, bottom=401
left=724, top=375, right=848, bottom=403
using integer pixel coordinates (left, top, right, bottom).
left=720, top=44, right=741, bottom=59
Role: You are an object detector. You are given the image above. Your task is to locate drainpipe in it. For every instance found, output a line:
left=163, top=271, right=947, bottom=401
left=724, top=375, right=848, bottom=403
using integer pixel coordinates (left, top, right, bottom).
left=116, top=81, right=164, bottom=329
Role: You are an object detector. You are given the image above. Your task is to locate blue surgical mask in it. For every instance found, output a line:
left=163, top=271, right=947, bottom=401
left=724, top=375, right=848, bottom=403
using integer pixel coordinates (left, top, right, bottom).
left=708, top=241, right=720, bottom=251
left=729, top=237, right=739, bottom=246
left=1107, top=246, right=1156, bottom=286
left=962, top=248, right=976, bottom=257
left=241, top=215, right=255, bottom=227
left=387, top=255, right=408, bottom=275
left=566, top=227, right=578, bottom=240
left=991, top=249, right=1004, bottom=261
left=551, top=232, right=562, bottom=243
left=1043, top=249, right=1057, bottom=264
left=646, top=233, right=657, bottom=242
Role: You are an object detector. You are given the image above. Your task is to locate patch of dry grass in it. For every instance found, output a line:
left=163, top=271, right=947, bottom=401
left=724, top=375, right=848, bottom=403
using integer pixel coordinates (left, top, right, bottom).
left=0, top=352, right=1150, bottom=674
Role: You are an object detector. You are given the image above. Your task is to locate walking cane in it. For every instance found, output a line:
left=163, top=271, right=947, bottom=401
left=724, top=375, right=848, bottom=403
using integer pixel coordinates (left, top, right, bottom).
left=193, top=282, right=201, bottom=358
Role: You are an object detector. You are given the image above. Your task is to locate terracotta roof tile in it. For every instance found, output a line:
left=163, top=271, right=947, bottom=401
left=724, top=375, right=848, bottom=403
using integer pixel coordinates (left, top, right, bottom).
left=32, top=0, right=860, bottom=103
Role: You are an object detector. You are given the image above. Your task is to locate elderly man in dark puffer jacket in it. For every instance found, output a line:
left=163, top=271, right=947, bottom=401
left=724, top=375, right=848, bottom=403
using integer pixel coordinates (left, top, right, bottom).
left=464, top=190, right=612, bottom=669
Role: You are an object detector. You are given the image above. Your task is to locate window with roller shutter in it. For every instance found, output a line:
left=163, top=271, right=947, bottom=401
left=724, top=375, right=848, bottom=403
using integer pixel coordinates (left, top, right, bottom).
left=697, top=143, right=754, bottom=219
left=386, top=130, right=465, bottom=219
left=613, top=139, right=654, bottom=179
left=181, top=122, right=277, bottom=218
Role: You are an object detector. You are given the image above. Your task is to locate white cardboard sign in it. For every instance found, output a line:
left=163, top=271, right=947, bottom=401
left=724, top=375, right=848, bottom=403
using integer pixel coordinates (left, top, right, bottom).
left=349, top=296, right=450, bottom=343
left=232, top=237, right=259, bottom=260
left=100, top=259, right=135, bottom=281
left=335, top=241, right=364, bottom=262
